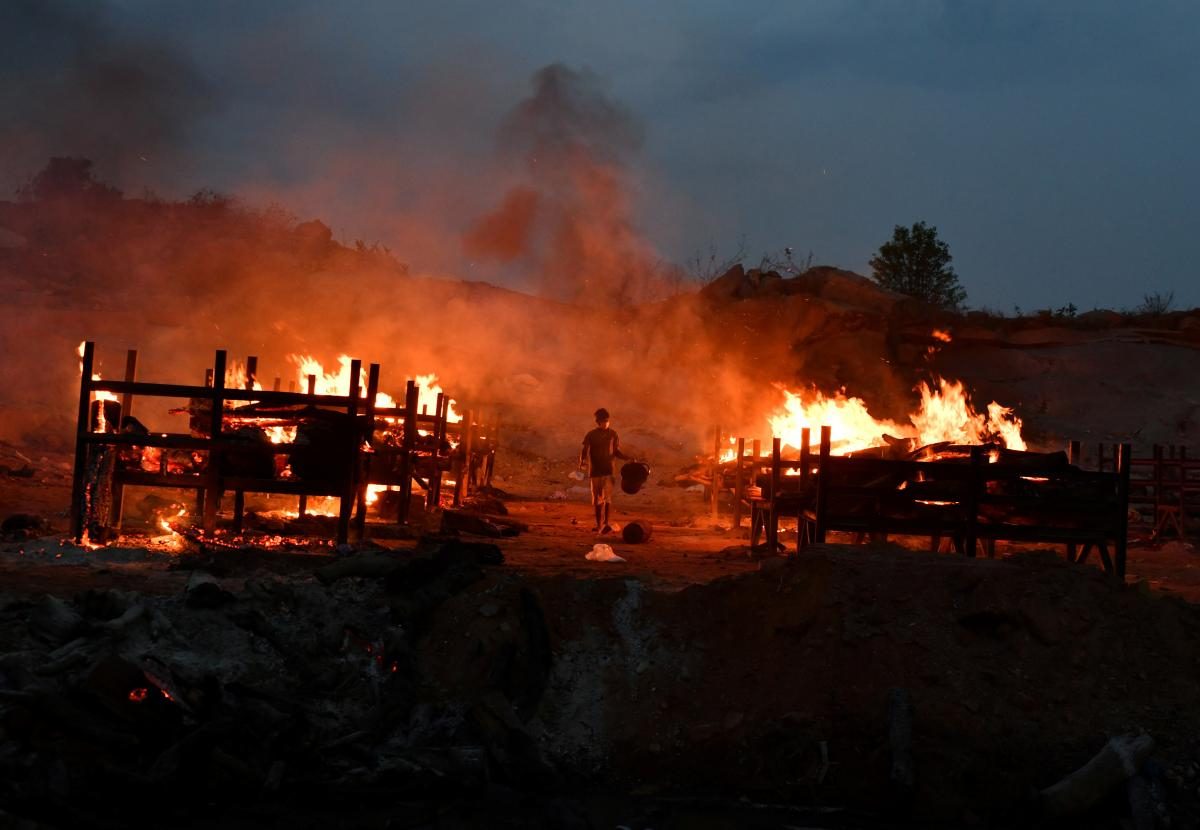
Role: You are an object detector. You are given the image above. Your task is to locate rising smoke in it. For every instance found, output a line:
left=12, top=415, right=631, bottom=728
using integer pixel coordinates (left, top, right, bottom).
left=464, top=64, right=663, bottom=305
left=0, top=0, right=214, bottom=193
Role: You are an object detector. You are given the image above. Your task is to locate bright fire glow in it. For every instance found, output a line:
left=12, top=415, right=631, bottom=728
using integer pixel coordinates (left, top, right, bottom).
left=78, top=342, right=118, bottom=431
left=764, top=376, right=1025, bottom=456
left=288, top=355, right=459, bottom=421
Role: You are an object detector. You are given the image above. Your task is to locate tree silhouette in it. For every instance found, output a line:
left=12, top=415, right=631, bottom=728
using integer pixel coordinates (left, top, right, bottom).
left=869, top=221, right=966, bottom=310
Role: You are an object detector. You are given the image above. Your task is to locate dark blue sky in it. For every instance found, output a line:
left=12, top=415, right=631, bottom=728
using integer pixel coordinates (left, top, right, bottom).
left=4, top=1, right=1197, bottom=310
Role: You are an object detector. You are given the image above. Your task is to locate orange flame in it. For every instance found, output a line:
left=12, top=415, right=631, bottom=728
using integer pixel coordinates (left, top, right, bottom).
left=287, top=355, right=457, bottom=420
left=763, top=376, right=1025, bottom=456
left=77, top=342, right=118, bottom=432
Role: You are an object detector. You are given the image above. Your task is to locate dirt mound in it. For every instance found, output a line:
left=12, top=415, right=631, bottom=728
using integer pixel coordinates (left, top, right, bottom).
left=416, top=545, right=1200, bottom=826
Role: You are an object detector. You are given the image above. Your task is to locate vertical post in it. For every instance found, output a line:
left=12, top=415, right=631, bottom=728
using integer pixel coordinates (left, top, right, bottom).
left=336, top=359, right=362, bottom=545
left=463, top=409, right=476, bottom=499
left=203, top=350, right=227, bottom=534
left=800, top=427, right=812, bottom=485
left=273, top=377, right=281, bottom=392
left=1116, top=443, right=1131, bottom=581
left=485, top=413, right=499, bottom=487
left=733, top=437, right=746, bottom=530
left=402, top=380, right=419, bottom=520
left=298, top=373, right=316, bottom=517
left=964, top=446, right=982, bottom=558
left=109, top=349, right=139, bottom=528
left=70, top=341, right=96, bottom=541
left=246, top=356, right=258, bottom=390
left=814, top=426, right=832, bottom=544
left=430, top=392, right=446, bottom=507
left=711, top=425, right=721, bottom=518
left=355, top=363, right=380, bottom=538
left=768, top=437, right=781, bottom=552
left=1068, top=440, right=1080, bottom=466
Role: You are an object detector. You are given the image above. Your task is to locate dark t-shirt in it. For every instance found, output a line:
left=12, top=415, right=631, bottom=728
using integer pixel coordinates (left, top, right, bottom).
left=582, top=427, right=622, bottom=477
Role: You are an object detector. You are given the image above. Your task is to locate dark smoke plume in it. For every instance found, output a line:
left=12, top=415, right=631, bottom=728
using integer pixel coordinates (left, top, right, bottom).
left=464, top=64, right=661, bottom=304
left=0, top=0, right=213, bottom=191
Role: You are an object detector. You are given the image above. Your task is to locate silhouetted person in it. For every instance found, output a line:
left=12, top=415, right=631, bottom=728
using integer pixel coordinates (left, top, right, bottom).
left=579, top=407, right=629, bottom=533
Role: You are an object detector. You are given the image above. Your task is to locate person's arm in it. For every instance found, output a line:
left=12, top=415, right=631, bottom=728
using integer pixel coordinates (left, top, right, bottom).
left=613, top=432, right=631, bottom=461
left=580, top=438, right=589, bottom=469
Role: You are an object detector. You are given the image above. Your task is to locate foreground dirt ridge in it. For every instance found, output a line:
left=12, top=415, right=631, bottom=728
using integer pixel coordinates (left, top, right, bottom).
left=4, top=539, right=1200, bottom=827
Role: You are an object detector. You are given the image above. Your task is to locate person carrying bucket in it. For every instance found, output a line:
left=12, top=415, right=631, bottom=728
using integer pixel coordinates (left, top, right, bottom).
left=579, top=407, right=631, bottom=534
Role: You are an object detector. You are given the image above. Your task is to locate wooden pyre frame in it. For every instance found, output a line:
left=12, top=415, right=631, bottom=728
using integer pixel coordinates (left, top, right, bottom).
left=70, top=342, right=497, bottom=545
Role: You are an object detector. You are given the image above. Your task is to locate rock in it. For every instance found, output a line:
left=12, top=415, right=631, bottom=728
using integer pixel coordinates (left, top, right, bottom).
left=185, top=572, right=235, bottom=609
left=1, top=513, right=48, bottom=539
left=621, top=520, right=653, bottom=544
left=29, top=595, right=84, bottom=645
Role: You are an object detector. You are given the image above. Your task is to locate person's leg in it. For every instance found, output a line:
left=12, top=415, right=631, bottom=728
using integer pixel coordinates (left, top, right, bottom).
left=593, top=502, right=603, bottom=531
left=590, top=477, right=604, bottom=530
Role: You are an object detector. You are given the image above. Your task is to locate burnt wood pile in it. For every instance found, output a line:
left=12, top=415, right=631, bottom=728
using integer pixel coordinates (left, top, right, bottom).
left=70, top=342, right=497, bottom=545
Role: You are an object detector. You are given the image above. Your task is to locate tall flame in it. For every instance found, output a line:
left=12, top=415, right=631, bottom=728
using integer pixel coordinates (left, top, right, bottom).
left=288, top=355, right=458, bottom=421
left=763, top=376, right=1025, bottom=456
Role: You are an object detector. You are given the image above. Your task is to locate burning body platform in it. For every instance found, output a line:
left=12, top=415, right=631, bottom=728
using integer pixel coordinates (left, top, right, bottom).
left=70, top=342, right=498, bottom=548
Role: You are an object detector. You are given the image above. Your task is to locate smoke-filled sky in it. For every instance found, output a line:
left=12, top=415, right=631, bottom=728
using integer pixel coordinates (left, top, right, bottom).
left=3, top=0, right=1198, bottom=311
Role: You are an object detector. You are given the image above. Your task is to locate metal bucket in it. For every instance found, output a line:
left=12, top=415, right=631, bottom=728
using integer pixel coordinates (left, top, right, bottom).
left=620, top=461, right=651, bottom=494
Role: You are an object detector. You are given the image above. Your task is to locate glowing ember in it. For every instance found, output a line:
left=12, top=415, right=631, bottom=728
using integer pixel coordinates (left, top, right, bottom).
left=128, top=687, right=149, bottom=703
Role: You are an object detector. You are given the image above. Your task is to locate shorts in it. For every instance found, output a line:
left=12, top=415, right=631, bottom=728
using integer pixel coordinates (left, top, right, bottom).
left=590, top=475, right=614, bottom=505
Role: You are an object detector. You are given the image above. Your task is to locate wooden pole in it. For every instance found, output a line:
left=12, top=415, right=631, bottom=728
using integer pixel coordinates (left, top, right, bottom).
left=231, top=355, right=257, bottom=532
left=964, top=445, right=982, bottom=558
left=336, top=359, right=361, bottom=545
left=202, top=350, right=227, bottom=534
left=1068, top=440, right=1080, bottom=466
left=463, top=409, right=476, bottom=499
left=483, top=411, right=499, bottom=488
left=768, top=437, right=781, bottom=552
left=354, top=363, right=380, bottom=539
left=711, top=425, right=721, bottom=518
left=800, top=427, right=812, bottom=485
left=402, top=379, right=419, bottom=520
left=814, top=426, right=832, bottom=544
left=298, top=373, right=316, bottom=517
left=1116, top=443, right=1132, bottom=581
left=109, top=349, right=138, bottom=528
left=430, top=392, right=446, bottom=507
left=733, top=437, right=746, bottom=529
left=70, top=341, right=96, bottom=541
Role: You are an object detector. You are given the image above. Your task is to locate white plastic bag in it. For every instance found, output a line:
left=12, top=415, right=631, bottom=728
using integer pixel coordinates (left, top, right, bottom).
left=585, top=544, right=625, bottom=563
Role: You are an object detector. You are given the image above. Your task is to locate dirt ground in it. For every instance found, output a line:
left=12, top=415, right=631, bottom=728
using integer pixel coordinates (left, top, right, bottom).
left=4, top=442, right=1200, bottom=828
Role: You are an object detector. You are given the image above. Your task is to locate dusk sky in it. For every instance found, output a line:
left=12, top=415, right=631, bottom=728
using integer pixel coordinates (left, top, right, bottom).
left=3, top=0, right=1197, bottom=311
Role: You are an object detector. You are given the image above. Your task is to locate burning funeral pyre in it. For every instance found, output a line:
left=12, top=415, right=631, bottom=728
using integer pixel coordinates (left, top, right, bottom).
left=71, top=343, right=498, bottom=548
